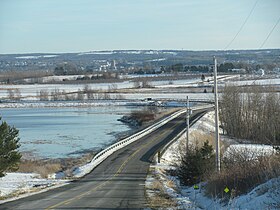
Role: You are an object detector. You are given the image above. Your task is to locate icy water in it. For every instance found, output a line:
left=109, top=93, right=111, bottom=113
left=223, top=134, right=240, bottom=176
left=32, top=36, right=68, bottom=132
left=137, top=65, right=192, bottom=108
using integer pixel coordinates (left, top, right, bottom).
left=0, top=107, right=140, bottom=159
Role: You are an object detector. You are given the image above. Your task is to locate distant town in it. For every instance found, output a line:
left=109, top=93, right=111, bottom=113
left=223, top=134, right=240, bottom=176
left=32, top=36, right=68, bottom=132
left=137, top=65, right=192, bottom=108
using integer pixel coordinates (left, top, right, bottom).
left=0, top=49, right=279, bottom=76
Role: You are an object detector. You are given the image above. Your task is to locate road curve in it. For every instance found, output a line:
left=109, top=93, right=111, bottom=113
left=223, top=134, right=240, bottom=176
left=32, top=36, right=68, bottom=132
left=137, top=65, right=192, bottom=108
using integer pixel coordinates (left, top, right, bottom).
left=0, top=110, right=205, bottom=210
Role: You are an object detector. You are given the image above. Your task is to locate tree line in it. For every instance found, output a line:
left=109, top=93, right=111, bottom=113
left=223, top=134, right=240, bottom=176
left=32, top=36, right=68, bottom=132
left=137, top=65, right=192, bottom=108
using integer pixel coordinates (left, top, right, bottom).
left=220, top=85, right=280, bottom=145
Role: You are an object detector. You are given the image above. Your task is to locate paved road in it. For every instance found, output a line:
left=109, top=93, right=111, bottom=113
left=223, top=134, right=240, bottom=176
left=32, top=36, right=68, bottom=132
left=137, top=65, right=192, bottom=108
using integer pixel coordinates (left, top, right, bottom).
left=1, top=110, right=205, bottom=210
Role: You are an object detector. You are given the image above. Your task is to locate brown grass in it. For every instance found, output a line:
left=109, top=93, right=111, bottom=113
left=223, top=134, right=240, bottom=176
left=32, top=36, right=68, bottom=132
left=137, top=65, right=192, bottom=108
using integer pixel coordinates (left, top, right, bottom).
left=18, top=153, right=95, bottom=178
left=146, top=168, right=177, bottom=209
left=190, top=130, right=215, bottom=147
left=18, top=160, right=61, bottom=178
left=205, top=154, right=280, bottom=200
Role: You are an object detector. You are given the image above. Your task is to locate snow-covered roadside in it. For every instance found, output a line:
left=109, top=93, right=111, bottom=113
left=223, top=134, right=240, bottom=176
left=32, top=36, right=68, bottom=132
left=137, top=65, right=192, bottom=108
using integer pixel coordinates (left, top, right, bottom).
left=0, top=173, right=67, bottom=203
left=146, top=111, right=280, bottom=209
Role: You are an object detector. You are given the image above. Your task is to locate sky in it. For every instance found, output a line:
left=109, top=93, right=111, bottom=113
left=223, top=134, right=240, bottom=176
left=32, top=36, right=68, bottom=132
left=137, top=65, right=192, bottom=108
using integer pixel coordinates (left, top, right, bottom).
left=0, top=0, right=279, bottom=54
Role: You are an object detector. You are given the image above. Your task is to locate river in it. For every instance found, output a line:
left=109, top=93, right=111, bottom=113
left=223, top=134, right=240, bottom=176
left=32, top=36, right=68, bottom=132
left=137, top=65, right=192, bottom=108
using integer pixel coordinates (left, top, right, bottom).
left=0, top=106, right=140, bottom=159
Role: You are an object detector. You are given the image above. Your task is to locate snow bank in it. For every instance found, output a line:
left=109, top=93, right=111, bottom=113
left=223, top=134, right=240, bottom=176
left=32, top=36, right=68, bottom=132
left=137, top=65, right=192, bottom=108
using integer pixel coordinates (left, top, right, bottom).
left=229, top=177, right=280, bottom=210
left=224, top=144, right=276, bottom=160
left=0, top=173, right=67, bottom=198
left=191, top=111, right=216, bottom=133
left=176, top=177, right=280, bottom=210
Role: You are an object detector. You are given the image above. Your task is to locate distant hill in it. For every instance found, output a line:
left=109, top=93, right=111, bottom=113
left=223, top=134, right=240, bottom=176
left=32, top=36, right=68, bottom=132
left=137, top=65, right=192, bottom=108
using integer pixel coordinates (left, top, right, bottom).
left=0, top=49, right=279, bottom=72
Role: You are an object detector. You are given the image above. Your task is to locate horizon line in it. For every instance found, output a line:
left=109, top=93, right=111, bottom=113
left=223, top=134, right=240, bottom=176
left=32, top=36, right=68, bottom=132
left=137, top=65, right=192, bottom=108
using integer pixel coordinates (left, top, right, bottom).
left=1, top=48, right=280, bottom=55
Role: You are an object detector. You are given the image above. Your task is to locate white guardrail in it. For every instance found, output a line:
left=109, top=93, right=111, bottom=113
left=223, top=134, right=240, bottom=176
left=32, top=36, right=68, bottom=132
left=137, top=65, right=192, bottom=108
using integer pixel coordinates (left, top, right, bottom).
left=73, top=104, right=214, bottom=178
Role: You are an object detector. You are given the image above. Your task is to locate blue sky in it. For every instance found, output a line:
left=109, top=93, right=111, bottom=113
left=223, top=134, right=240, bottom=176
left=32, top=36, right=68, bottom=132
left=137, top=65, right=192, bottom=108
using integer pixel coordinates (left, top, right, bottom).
left=0, top=0, right=279, bottom=54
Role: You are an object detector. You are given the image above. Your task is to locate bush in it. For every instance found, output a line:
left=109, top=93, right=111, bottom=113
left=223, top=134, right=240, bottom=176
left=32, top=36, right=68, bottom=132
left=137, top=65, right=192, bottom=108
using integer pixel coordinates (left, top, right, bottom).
left=131, top=111, right=155, bottom=125
left=177, top=141, right=215, bottom=186
left=205, top=153, right=280, bottom=199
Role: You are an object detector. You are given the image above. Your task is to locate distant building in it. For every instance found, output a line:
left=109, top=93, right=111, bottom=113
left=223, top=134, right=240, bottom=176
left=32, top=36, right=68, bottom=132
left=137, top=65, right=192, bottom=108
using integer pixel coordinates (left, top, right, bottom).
left=110, top=60, right=117, bottom=70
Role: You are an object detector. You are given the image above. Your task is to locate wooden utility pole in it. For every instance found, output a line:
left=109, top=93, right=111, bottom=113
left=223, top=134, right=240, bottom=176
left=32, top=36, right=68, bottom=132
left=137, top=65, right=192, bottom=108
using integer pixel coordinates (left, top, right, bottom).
left=186, top=96, right=190, bottom=152
left=213, top=56, right=221, bottom=172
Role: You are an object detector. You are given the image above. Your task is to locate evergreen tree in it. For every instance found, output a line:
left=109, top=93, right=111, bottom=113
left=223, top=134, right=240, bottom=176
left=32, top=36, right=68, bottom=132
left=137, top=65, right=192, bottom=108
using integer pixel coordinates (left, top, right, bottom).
left=178, top=141, right=215, bottom=186
left=0, top=118, right=21, bottom=177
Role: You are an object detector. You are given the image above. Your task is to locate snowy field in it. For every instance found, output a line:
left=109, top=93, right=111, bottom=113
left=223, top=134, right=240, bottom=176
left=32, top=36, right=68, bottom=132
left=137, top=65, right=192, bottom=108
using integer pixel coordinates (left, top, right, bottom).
left=0, top=173, right=67, bottom=199
left=1, top=75, right=279, bottom=102
left=0, top=75, right=237, bottom=100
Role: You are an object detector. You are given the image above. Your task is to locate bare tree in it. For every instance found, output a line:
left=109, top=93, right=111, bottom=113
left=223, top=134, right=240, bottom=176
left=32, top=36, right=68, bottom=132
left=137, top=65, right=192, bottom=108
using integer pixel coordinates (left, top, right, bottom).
left=108, top=84, right=118, bottom=92
left=7, top=89, right=14, bottom=100
left=142, top=78, right=151, bottom=88
left=38, top=89, right=49, bottom=101
left=115, top=94, right=125, bottom=100
left=83, top=84, right=95, bottom=99
left=220, top=85, right=280, bottom=145
left=51, top=88, right=62, bottom=101
left=76, top=89, right=84, bottom=101
left=133, top=79, right=141, bottom=88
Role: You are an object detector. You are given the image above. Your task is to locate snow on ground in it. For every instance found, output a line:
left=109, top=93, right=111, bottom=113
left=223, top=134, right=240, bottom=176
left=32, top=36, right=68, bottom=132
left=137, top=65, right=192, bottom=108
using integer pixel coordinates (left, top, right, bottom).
left=41, top=75, right=82, bottom=82
left=77, top=51, right=114, bottom=55
left=15, top=55, right=58, bottom=59
left=167, top=176, right=280, bottom=210
left=224, top=144, right=276, bottom=161
left=0, top=81, right=133, bottom=99
left=191, top=111, right=216, bottom=133
left=0, top=100, right=131, bottom=108
left=0, top=99, right=185, bottom=108
left=228, top=177, right=280, bottom=210
left=149, top=111, right=280, bottom=209
left=2, top=74, right=278, bottom=101
left=0, top=173, right=67, bottom=201
left=153, top=75, right=239, bottom=88
left=0, top=75, right=231, bottom=99
left=230, top=77, right=280, bottom=86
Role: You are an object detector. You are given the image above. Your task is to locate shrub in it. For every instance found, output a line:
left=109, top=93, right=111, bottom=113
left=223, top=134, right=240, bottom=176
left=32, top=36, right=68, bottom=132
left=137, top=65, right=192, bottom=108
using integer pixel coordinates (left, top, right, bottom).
left=177, top=141, right=215, bottom=186
left=205, top=153, right=280, bottom=199
left=131, top=111, right=155, bottom=125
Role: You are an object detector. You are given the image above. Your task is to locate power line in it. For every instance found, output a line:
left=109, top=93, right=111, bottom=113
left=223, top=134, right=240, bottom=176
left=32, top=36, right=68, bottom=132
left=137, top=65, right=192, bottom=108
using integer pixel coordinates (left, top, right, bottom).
left=250, top=15, right=280, bottom=86
left=259, top=16, right=280, bottom=49
left=224, top=0, right=259, bottom=50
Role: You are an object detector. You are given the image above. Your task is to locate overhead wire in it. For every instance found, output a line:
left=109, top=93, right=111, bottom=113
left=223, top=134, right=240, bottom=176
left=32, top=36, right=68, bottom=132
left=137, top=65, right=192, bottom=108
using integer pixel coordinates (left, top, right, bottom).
left=250, top=15, right=280, bottom=85
left=221, top=0, right=280, bottom=85
left=259, top=15, right=280, bottom=49
left=224, top=0, right=259, bottom=50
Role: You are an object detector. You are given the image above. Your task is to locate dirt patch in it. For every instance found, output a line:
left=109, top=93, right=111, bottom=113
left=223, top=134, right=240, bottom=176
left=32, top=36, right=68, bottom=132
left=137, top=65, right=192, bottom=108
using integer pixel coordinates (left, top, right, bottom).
left=146, top=167, right=178, bottom=209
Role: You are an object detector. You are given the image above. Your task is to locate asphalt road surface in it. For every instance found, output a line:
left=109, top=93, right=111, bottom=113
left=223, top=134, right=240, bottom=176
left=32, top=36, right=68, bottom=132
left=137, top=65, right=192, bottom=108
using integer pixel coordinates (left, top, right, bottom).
left=1, top=110, right=206, bottom=210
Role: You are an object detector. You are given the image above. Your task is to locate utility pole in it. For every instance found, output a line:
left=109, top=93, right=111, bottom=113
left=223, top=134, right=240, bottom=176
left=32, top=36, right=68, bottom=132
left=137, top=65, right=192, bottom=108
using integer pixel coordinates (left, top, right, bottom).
left=213, top=56, right=221, bottom=172
left=186, top=96, right=190, bottom=152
